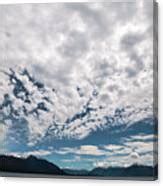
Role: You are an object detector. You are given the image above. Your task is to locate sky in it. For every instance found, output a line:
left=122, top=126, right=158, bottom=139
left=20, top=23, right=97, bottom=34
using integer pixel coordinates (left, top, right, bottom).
left=0, top=1, right=157, bottom=170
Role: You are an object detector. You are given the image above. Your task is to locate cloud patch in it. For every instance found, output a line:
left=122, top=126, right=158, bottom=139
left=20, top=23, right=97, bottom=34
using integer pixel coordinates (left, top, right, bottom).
left=55, top=145, right=105, bottom=156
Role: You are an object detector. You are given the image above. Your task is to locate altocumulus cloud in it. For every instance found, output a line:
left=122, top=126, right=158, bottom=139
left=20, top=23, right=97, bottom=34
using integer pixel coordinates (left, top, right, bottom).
left=0, top=1, right=156, bottom=169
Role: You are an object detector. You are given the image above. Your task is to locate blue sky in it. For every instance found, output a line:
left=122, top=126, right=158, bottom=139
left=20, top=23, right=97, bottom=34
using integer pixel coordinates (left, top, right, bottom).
left=0, top=1, right=157, bottom=170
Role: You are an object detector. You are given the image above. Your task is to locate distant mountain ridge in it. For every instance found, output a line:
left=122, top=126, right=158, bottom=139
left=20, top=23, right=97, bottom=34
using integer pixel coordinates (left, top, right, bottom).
left=0, top=155, right=65, bottom=175
left=0, top=155, right=157, bottom=179
left=63, top=168, right=89, bottom=176
left=89, top=164, right=157, bottom=177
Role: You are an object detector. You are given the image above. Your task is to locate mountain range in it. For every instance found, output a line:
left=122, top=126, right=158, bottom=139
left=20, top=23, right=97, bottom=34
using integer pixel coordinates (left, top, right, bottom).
left=0, top=155, right=64, bottom=175
left=0, top=155, right=157, bottom=179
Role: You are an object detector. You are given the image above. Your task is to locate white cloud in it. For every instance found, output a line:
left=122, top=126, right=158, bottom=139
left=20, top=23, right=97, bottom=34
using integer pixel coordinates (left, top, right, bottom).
left=55, top=145, right=105, bottom=156
left=128, top=134, right=157, bottom=141
left=92, top=148, right=155, bottom=168
left=0, top=122, right=8, bottom=153
left=55, top=144, right=134, bottom=157
left=62, top=155, right=81, bottom=163
left=103, top=144, right=124, bottom=151
left=5, top=149, right=52, bottom=158
left=124, top=141, right=155, bottom=154
left=55, top=139, right=157, bottom=168
left=79, top=145, right=104, bottom=156
left=0, top=1, right=155, bottom=145
left=93, top=151, right=141, bottom=168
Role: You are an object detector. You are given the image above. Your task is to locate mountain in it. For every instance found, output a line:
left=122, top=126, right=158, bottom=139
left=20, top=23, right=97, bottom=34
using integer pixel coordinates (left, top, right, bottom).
left=0, top=155, right=157, bottom=179
left=0, top=155, right=65, bottom=175
left=89, top=164, right=157, bottom=178
left=63, top=168, right=89, bottom=176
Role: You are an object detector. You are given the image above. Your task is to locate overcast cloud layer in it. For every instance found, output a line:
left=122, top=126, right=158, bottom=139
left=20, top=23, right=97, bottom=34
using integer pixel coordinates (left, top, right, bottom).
left=0, top=1, right=157, bottom=170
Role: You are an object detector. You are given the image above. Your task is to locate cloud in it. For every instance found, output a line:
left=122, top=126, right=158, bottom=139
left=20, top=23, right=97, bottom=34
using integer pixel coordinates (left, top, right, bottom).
left=79, top=145, right=104, bottom=156
left=0, top=122, right=8, bottom=153
left=124, top=141, right=155, bottom=154
left=64, top=3, right=111, bottom=39
left=0, top=68, right=57, bottom=146
left=57, top=30, right=90, bottom=60
left=0, top=1, right=155, bottom=151
left=0, top=67, right=155, bottom=148
left=55, top=141, right=150, bottom=158
left=62, top=155, right=81, bottom=163
left=120, top=134, right=158, bottom=166
left=121, top=32, right=145, bottom=51
left=5, top=149, right=53, bottom=158
left=125, top=134, right=157, bottom=142
left=92, top=151, right=141, bottom=168
left=54, top=134, right=157, bottom=168
left=92, top=142, right=155, bottom=168
left=55, top=145, right=105, bottom=156
left=104, top=144, right=130, bottom=153
left=130, top=151, right=140, bottom=160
